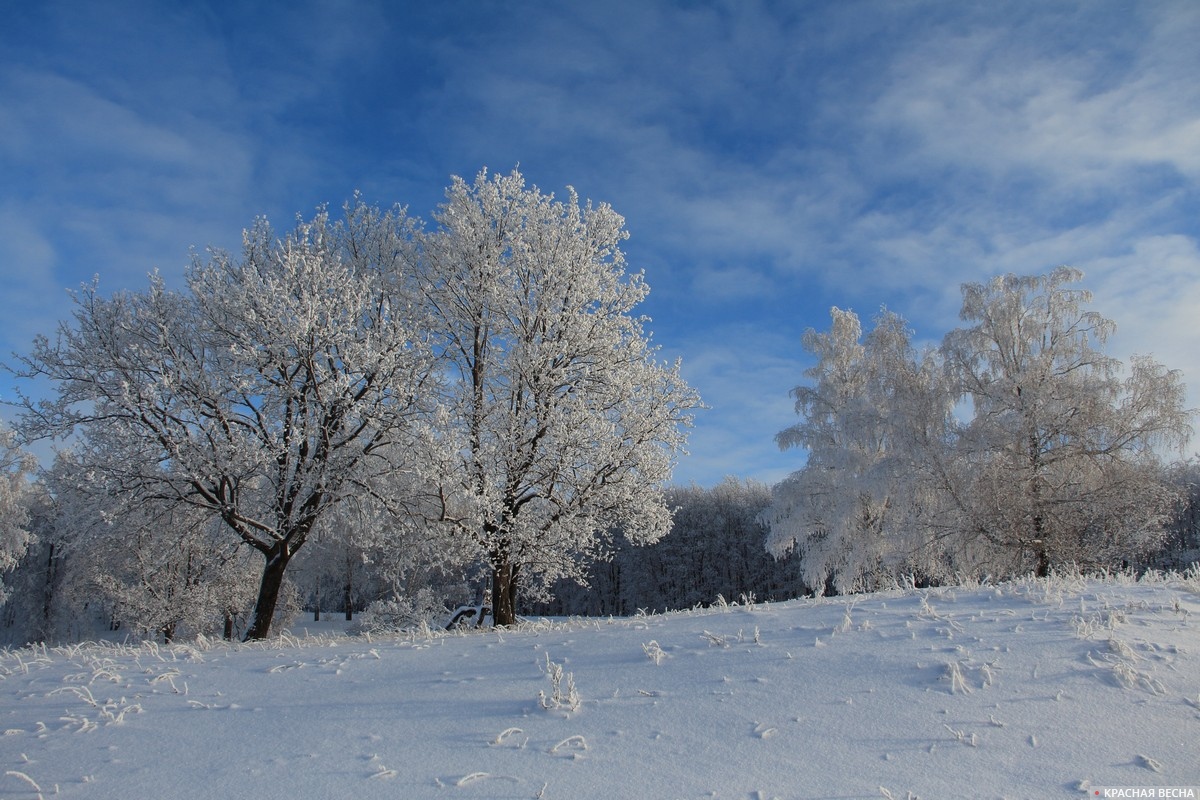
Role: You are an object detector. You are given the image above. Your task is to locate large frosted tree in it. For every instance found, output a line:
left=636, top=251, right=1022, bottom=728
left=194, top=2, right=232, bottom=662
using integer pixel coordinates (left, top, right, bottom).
left=942, top=267, right=1192, bottom=575
left=418, top=169, right=700, bottom=625
left=767, top=268, right=1192, bottom=589
left=764, top=308, right=953, bottom=593
left=11, top=202, right=438, bottom=639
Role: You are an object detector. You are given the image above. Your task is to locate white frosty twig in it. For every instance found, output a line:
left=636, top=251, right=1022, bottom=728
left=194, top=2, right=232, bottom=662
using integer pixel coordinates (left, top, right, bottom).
left=943, top=723, right=978, bottom=747
left=549, top=735, right=588, bottom=754
left=455, top=772, right=490, bottom=786
left=538, top=654, right=580, bottom=712
left=4, top=770, right=44, bottom=800
left=945, top=661, right=972, bottom=694
left=642, top=640, right=668, bottom=665
left=491, top=727, right=524, bottom=746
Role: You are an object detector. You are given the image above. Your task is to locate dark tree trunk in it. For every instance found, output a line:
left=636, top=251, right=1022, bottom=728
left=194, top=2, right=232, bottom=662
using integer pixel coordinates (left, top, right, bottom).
left=40, top=542, right=58, bottom=640
left=223, top=611, right=235, bottom=640
left=491, top=559, right=519, bottom=627
left=244, top=544, right=292, bottom=641
left=1029, top=430, right=1050, bottom=578
left=313, top=578, right=321, bottom=622
left=1035, top=542, right=1051, bottom=578
left=343, top=552, right=354, bottom=622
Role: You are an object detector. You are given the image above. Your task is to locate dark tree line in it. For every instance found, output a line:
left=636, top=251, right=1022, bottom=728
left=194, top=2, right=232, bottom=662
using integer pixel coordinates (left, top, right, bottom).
left=1147, top=461, right=1200, bottom=571
left=529, top=478, right=811, bottom=616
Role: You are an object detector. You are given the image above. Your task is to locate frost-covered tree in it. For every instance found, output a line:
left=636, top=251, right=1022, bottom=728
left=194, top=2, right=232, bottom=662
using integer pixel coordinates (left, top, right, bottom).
left=291, top=490, right=473, bottom=624
left=44, top=452, right=260, bottom=642
left=0, top=424, right=36, bottom=602
left=292, top=521, right=373, bottom=623
left=418, top=169, right=699, bottom=625
left=0, top=486, right=63, bottom=646
left=764, top=309, right=953, bottom=593
left=767, top=268, right=1193, bottom=589
left=942, top=267, right=1192, bottom=575
left=10, top=202, right=439, bottom=639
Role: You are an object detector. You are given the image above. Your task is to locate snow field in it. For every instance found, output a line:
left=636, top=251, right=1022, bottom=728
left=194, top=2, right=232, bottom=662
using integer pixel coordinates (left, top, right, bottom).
left=1, top=573, right=1198, bottom=799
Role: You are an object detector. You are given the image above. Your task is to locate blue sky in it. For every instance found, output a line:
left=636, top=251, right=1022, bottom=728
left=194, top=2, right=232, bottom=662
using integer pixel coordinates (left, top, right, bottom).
left=2, top=1, right=1199, bottom=487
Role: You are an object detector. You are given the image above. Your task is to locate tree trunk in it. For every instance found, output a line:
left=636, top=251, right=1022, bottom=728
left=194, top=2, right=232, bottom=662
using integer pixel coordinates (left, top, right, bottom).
left=1029, top=430, right=1050, bottom=578
left=223, top=611, right=235, bottom=640
left=244, top=544, right=291, bottom=641
left=343, top=552, right=354, bottom=622
left=313, top=578, right=321, bottom=622
left=491, top=559, right=519, bottom=627
left=39, top=542, right=58, bottom=641
left=1034, top=541, right=1050, bottom=578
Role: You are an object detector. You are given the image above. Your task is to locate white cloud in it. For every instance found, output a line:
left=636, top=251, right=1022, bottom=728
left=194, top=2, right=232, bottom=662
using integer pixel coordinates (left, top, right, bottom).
left=3, top=0, right=1198, bottom=483
left=0, top=203, right=61, bottom=356
left=670, top=323, right=808, bottom=486
left=1, top=70, right=201, bottom=164
left=1084, top=235, right=1200, bottom=416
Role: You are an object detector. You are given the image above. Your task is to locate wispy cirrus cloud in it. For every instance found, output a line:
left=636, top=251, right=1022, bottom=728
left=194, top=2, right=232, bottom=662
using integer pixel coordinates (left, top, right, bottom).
left=3, top=0, right=1198, bottom=484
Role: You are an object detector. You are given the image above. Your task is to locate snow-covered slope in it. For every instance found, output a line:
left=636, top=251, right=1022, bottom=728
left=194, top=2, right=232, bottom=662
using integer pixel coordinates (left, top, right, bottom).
left=2, top=573, right=1198, bottom=799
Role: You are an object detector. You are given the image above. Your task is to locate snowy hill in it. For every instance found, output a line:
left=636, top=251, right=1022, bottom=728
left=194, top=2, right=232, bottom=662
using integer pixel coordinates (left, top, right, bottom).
left=2, top=573, right=1198, bottom=799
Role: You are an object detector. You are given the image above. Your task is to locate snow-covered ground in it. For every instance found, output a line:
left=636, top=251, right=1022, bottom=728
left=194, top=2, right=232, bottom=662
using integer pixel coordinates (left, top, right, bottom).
left=2, top=573, right=1199, bottom=799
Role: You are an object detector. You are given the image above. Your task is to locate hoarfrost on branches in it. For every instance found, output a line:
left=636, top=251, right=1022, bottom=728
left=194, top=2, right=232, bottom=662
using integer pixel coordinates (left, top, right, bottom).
left=419, top=168, right=700, bottom=625
left=764, top=308, right=953, bottom=593
left=10, top=201, right=441, bottom=639
left=766, top=268, right=1193, bottom=591
left=0, top=425, right=36, bottom=602
left=942, top=267, right=1192, bottom=575
left=6, top=170, right=700, bottom=637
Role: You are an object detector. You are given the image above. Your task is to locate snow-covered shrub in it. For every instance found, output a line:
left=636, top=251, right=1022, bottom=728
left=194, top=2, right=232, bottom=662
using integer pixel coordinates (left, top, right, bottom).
left=349, top=588, right=446, bottom=635
left=1181, top=562, right=1200, bottom=596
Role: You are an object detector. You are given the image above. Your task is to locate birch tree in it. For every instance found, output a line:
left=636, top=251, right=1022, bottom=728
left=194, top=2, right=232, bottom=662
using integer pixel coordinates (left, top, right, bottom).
left=419, top=169, right=699, bottom=625
left=10, top=201, right=439, bottom=639
left=942, top=267, right=1192, bottom=575
left=764, top=308, right=953, bottom=593
left=767, top=268, right=1193, bottom=589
